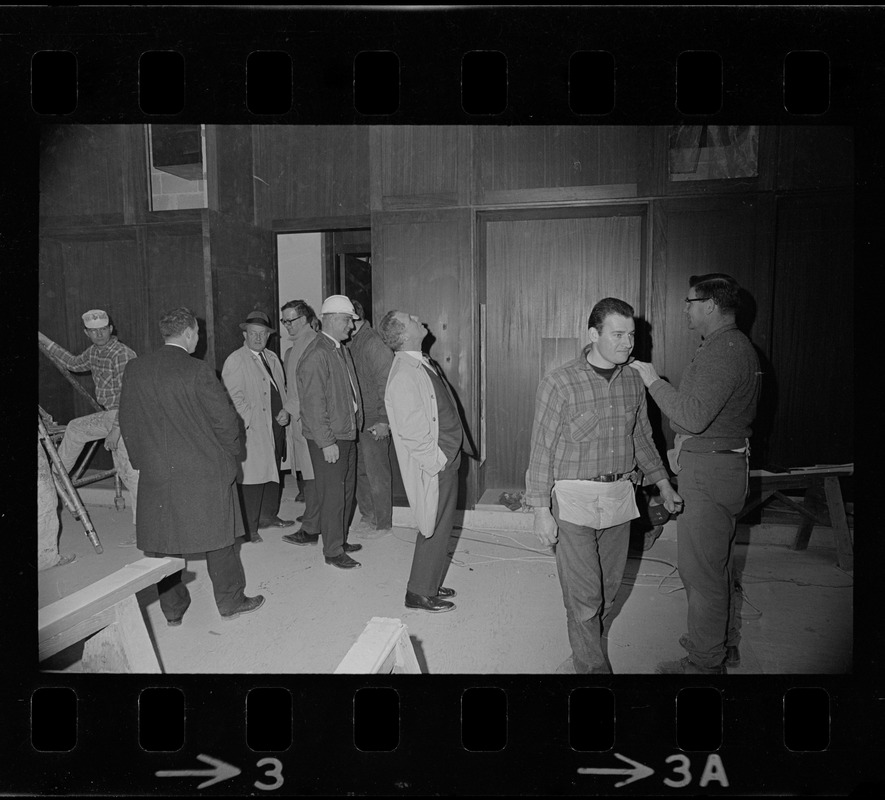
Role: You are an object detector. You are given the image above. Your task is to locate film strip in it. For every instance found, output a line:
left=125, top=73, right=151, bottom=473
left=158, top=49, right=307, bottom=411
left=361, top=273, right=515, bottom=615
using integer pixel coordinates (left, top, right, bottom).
left=8, top=5, right=881, bottom=797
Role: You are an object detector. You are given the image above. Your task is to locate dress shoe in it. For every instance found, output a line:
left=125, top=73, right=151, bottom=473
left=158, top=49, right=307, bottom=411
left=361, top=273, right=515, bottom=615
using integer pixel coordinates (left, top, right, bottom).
left=282, top=530, right=320, bottom=546
left=655, top=656, right=726, bottom=675
left=343, top=542, right=362, bottom=553
left=325, top=553, right=361, bottom=569
left=220, top=594, right=266, bottom=621
left=725, top=645, right=741, bottom=668
left=166, top=599, right=191, bottom=627
left=435, top=586, right=457, bottom=599
left=404, top=591, right=455, bottom=613
left=249, top=532, right=264, bottom=543
left=259, top=517, right=296, bottom=529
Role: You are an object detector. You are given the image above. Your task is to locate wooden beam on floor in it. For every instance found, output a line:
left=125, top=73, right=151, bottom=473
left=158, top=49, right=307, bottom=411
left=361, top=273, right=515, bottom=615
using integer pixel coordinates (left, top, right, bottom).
left=39, top=556, right=185, bottom=663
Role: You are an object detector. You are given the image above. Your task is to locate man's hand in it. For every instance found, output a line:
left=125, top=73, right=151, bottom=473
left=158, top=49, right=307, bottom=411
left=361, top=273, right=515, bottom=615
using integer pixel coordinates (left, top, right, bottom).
left=627, top=359, right=661, bottom=388
left=533, top=506, right=558, bottom=548
left=38, top=331, right=52, bottom=348
left=322, top=444, right=340, bottom=463
left=656, top=479, right=684, bottom=515
left=276, top=409, right=290, bottom=426
left=104, top=428, right=121, bottom=452
left=370, top=422, right=390, bottom=440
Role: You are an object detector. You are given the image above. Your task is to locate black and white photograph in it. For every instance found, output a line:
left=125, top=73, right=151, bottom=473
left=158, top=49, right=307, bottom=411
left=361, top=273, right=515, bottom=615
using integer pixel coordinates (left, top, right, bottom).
left=36, top=122, right=854, bottom=676
left=8, top=4, right=880, bottom=797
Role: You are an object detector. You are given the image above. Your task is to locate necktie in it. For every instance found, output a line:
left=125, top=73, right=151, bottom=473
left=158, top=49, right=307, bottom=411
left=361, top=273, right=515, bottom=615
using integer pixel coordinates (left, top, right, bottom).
left=259, top=352, right=279, bottom=392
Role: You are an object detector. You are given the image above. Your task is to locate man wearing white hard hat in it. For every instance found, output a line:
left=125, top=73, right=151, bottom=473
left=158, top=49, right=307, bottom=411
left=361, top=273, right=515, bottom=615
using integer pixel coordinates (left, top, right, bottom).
left=295, top=295, right=365, bottom=569
left=38, top=309, right=140, bottom=525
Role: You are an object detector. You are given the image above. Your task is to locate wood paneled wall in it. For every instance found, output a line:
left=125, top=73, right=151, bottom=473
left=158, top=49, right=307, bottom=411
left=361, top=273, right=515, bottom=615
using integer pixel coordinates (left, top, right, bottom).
left=253, top=126, right=370, bottom=227
left=476, top=126, right=639, bottom=204
left=40, top=125, right=128, bottom=225
left=207, top=212, right=275, bottom=372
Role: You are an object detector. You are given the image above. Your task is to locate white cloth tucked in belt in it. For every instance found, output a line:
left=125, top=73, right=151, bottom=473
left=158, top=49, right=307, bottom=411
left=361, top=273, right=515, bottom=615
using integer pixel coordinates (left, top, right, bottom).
left=553, top=478, right=639, bottom=530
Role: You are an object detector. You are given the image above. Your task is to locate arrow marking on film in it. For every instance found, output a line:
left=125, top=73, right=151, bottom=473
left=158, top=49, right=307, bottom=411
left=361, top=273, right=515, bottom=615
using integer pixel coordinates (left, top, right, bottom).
left=156, top=753, right=241, bottom=789
left=578, top=752, right=655, bottom=787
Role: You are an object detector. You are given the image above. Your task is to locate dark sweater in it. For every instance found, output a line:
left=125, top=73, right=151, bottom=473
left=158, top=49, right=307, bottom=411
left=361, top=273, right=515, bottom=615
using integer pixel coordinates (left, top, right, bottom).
left=650, top=323, right=760, bottom=452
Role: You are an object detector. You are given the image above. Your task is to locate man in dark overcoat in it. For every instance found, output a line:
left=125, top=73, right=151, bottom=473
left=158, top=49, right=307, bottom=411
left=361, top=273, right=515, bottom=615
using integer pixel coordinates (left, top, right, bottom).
left=119, top=307, right=265, bottom=626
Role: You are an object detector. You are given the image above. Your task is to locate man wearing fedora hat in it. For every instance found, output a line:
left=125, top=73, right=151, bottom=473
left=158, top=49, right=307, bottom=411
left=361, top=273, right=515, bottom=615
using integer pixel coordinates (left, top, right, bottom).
left=38, top=309, right=140, bottom=525
left=222, top=310, right=295, bottom=543
left=295, top=295, right=365, bottom=569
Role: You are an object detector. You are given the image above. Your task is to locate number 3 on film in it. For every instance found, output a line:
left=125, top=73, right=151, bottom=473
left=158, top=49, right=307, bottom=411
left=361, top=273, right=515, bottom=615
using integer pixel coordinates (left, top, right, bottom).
left=254, top=758, right=284, bottom=791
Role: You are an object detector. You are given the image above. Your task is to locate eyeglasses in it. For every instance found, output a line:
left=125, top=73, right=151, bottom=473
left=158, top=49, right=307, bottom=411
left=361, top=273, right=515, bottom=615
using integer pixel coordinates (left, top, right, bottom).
left=684, top=297, right=708, bottom=304
left=281, top=316, right=304, bottom=326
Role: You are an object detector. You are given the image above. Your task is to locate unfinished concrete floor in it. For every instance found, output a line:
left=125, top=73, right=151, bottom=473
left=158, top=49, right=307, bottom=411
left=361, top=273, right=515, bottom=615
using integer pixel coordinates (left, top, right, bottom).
left=39, top=476, right=853, bottom=675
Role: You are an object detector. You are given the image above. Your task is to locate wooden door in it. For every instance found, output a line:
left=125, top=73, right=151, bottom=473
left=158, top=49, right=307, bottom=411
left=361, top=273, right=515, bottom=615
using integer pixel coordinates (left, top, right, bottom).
left=483, top=208, right=644, bottom=492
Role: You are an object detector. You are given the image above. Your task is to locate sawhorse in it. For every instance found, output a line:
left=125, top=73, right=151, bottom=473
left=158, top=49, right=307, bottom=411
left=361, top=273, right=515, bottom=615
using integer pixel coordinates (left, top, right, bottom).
left=334, top=617, right=422, bottom=674
left=740, top=467, right=853, bottom=572
left=39, top=557, right=186, bottom=672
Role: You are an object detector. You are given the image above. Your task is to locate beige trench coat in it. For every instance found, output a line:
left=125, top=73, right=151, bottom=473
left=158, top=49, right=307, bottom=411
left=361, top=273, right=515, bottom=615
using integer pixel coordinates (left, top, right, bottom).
left=384, top=352, right=448, bottom=537
left=222, top=344, right=288, bottom=485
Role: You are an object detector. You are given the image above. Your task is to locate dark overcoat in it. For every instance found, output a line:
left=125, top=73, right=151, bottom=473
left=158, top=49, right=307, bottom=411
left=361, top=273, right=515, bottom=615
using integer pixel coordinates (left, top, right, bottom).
left=119, top=344, right=245, bottom=554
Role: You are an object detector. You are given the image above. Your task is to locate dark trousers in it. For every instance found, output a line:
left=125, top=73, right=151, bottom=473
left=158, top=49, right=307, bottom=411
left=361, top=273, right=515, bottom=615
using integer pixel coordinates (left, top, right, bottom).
left=308, top=438, right=357, bottom=558
left=355, top=433, right=393, bottom=529
left=407, top=452, right=460, bottom=597
left=145, top=544, right=247, bottom=621
left=299, top=478, right=321, bottom=534
left=553, top=495, right=631, bottom=674
left=239, top=481, right=281, bottom=535
left=676, top=451, right=747, bottom=668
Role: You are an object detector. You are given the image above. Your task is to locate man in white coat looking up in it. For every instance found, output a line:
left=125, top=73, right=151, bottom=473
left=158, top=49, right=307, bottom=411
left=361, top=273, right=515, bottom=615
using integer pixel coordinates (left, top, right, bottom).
left=379, top=309, right=467, bottom=613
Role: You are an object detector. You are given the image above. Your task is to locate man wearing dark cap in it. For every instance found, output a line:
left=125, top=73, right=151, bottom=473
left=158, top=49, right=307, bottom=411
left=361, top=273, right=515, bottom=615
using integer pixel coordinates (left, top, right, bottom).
left=630, top=274, right=760, bottom=675
left=38, top=309, right=140, bottom=524
left=222, top=310, right=294, bottom=543
left=295, top=295, right=364, bottom=569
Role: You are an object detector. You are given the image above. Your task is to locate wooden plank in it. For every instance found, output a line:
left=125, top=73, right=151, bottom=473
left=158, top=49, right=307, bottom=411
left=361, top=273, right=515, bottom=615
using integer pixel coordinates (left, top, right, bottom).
left=334, top=617, right=421, bottom=674
left=823, top=476, right=853, bottom=572
left=39, top=557, right=185, bottom=647
left=80, top=594, right=161, bottom=673
left=792, top=483, right=828, bottom=551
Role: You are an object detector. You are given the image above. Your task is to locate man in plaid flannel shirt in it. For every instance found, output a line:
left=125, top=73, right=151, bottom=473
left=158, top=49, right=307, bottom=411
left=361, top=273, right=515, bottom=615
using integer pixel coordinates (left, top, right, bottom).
left=39, top=309, right=140, bottom=523
left=525, top=297, right=682, bottom=674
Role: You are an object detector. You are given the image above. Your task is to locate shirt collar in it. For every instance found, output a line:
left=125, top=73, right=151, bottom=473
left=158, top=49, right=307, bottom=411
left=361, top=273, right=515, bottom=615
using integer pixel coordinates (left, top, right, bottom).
left=166, top=342, right=188, bottom=352
left=321, top=331, right=341, bottom=349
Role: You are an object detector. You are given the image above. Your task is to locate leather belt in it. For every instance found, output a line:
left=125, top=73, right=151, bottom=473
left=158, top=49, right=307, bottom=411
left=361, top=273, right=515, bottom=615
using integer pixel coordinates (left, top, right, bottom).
left=586, top=472, right=631, bottom=482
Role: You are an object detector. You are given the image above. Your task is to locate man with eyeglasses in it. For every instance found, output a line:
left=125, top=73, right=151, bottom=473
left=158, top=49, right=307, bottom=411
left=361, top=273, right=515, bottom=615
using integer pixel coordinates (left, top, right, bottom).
left=222, top=310, right=294, bottom=543
left=38, top=309, right=140, bottom=524
left=279, top=300, right=322, bottom=547
left=629, top=274, right=760, bottom=675
left=296, top=295, right=365, bottom=569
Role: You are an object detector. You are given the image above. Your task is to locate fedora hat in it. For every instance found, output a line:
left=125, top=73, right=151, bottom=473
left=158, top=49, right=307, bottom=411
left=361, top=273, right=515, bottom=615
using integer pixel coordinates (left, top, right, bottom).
left=239, top=310, right=276, bottom=332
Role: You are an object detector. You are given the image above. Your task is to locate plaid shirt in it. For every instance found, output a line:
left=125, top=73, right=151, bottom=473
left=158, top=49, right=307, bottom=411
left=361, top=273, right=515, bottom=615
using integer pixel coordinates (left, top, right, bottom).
left=44, top=336, right=137, bottom=410
left=524, top=351, right=669, bottom=508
